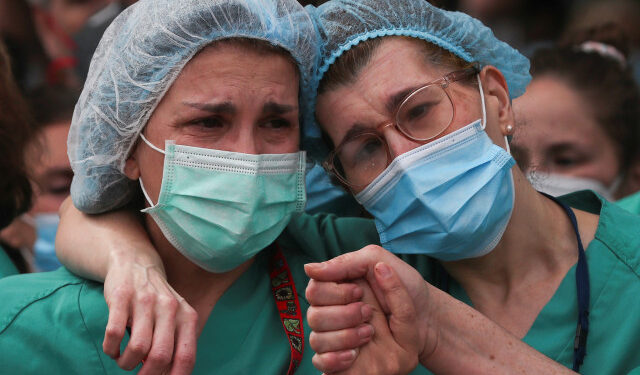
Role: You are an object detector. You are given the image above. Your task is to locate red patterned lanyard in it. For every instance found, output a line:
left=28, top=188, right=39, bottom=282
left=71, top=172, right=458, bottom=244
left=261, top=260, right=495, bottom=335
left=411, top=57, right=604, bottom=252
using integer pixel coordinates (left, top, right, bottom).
left=269, top=245, right=304, bottom=375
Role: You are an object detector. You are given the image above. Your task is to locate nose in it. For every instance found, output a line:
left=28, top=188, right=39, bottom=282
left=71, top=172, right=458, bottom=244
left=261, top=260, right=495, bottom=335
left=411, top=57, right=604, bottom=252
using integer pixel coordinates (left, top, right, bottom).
left=229, top=122, right=259, bottom=154
left=380, top=125, right=423, bottom=159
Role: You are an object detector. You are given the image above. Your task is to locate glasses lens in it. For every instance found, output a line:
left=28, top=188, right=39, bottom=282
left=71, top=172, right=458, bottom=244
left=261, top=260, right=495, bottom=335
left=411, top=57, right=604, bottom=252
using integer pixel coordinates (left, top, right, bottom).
left=396, top=85, right=453, bottom=141
left=334, top=133, right=389, bottom=188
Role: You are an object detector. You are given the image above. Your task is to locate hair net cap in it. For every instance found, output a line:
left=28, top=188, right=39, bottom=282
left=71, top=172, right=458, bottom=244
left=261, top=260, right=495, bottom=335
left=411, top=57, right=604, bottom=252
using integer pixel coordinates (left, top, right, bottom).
left=68, top=0, right=317, bottom=214
left=303, top=0, right=532, bottom=158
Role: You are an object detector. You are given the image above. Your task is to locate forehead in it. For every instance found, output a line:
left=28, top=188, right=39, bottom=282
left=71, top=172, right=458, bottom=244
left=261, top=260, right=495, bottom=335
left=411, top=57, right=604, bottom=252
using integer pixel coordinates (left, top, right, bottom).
left=513, top=76, right=604, bottom=147
left=339, top=38, right=448, bottom=98
left=164, top=43, right=300, bottom=103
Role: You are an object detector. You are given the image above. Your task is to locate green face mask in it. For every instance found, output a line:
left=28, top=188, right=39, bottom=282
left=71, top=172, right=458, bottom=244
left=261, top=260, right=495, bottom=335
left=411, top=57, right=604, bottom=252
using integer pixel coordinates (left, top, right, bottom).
left=139, top=135, right=306, bottom=273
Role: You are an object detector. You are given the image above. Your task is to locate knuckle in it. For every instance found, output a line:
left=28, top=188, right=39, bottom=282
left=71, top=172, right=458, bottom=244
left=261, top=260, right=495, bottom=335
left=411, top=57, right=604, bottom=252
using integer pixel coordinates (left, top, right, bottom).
left=158, top=295, right=179, bottom=311
left=175, top=351, right=196, bottom=367
left=181, top=306, right=198, bottom=323
left=147, top=349, right=172, bottom=366
left=306, top=308, right=319, bottom=328
left=128, top=340, right=150, bottom=356
left=105, top=326, right=124, bottom=340
left=138, top=292, right=157, bottom=305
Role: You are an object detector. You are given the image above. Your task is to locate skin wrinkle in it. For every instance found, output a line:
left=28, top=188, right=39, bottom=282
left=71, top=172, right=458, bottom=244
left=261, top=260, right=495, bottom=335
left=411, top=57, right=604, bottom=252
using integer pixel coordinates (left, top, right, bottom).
left=122, top=41, right=300, bottom=334
left=512, top=76, right=621, bottom=188
left=316, top=37, right=600, bottom=340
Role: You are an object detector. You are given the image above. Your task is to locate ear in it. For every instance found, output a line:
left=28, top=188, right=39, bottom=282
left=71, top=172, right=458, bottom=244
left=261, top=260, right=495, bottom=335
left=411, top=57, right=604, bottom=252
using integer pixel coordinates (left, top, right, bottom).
left=479, top=66, right=515, bottom=137
left=123, top=147, right=141, bottom=180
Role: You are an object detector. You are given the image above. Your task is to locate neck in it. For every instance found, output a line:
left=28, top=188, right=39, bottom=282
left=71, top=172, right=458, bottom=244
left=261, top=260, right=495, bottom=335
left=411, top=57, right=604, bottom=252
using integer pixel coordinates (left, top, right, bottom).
left=441, top=168, right=581, bottom=305
left=145, top=216, right=254, bottom=332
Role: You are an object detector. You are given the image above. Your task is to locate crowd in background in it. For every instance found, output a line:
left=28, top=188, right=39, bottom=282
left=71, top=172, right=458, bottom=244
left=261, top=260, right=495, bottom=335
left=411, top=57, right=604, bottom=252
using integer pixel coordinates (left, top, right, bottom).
left=1, top=0, right=639, bottom=271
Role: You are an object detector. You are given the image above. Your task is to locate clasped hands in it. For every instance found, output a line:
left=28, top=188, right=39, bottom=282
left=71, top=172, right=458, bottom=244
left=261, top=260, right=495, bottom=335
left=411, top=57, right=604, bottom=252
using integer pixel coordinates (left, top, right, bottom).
left=304, top=245, right=438, bottom=375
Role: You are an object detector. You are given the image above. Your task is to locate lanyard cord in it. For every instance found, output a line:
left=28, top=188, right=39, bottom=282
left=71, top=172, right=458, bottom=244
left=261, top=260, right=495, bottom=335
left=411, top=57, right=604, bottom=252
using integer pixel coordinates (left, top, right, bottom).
left=438, top=193, right=590, bottom=372
left=269, top=244, right=304, bottom=375
left=544, top=194, right=590, bottom=372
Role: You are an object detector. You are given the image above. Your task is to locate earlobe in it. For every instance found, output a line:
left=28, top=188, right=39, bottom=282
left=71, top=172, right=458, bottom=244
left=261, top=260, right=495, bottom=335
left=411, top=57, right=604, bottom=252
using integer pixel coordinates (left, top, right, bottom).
left=479, top=66, right=514, bottom=136
left=124, top=155, right=141, bottom=180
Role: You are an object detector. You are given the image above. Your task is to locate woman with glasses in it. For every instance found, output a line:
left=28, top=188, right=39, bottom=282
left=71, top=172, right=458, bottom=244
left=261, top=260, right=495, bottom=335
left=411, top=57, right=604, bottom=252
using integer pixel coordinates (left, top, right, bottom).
left=54, top=0, right=640, bottom=374
left=303, top=0, right=640, bottom=374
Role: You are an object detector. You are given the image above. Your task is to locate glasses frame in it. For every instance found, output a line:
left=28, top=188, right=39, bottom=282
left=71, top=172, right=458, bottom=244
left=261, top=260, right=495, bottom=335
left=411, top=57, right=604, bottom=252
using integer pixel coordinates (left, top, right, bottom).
left=324, top=66, right=479, bottom=188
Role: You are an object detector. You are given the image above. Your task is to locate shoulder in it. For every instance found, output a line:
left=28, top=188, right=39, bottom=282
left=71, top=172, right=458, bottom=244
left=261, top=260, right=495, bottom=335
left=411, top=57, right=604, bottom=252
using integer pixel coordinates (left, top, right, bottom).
left=561, top=191, right=640, bottom=277
left=0, top=268, right=126, bottom=374
left=0, top=245, right=19, bottom=279
left=617, top=191, right=640, bottom=215
left=279, top=212, right=379, bottom=262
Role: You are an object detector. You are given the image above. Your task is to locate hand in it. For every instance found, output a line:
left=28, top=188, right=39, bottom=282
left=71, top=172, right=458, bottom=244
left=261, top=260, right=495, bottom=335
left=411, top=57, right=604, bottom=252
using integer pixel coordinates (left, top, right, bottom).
left=307, top=262, right=421, bottom=374
left=102, top=250, right=198, bottom=375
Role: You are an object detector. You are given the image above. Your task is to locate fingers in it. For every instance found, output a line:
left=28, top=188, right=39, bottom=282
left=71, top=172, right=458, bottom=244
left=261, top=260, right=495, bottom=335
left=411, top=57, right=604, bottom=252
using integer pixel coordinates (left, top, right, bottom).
left=307, top=302, right=373, bottom=332
left=312, top=349, right=358, bottom=374
left=103, top=288, right=132, bottom=358
left=373, top=262, right=419, bottom=351
left=168, top=305, right=198, bottom=375
left=117, top=294, right=155, bottom=370
left=137, top=296, right=178, bottom=375
left=304, top=245, right=388, bottom=282
left=310, top=324, right=374, bottom=354
left=306, top=279, right=363, bottom=306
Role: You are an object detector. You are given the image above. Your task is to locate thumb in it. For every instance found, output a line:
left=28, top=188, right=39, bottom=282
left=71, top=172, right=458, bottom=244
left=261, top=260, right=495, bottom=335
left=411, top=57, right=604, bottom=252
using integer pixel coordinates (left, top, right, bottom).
left=373, top=262, right=420, bottom=351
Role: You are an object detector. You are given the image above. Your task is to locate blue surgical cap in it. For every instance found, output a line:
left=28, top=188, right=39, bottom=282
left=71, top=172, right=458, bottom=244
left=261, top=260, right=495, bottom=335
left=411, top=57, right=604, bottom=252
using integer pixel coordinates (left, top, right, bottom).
left=303, top=0, right=532, bottom=158
left=68, top=0, right=317, bottom=214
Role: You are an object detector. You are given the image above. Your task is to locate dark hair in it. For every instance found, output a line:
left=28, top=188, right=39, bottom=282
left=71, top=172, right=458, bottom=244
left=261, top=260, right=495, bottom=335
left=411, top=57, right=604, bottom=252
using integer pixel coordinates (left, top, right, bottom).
left=0, top=41, right=34, bottom=229
left=27, top=86, right=80, bottom=131
left=529, top=24, right=640, bottom=172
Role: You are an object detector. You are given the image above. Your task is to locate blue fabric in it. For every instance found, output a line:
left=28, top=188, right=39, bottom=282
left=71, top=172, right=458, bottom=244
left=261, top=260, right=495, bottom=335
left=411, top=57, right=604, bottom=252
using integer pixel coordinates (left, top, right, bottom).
left=303, top=0, right=531, bottom=160
left=355, top=120, right=515, bottom=261
left=304, top=164, right=361, bottom=216
left=68, top=0, right=318, bottom=214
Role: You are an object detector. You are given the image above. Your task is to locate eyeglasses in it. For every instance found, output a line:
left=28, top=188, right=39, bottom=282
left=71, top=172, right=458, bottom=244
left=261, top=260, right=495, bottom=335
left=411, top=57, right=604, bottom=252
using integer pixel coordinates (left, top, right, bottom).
left=323, top=67, right=478, bottom=189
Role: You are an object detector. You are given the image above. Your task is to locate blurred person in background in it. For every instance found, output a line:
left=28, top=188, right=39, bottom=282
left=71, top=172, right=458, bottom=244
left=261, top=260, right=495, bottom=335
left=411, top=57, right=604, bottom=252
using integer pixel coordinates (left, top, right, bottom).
left=511, top=25, right=640, bottom=211
left=0, top=86, right=78, bottom=272
left=0, top=41, right=35, bottom=277
left=566, top=0, right=640, bottom=86
left=30, top=0, right=124, bottom=85
left=0, top=0, right=48, bottom=91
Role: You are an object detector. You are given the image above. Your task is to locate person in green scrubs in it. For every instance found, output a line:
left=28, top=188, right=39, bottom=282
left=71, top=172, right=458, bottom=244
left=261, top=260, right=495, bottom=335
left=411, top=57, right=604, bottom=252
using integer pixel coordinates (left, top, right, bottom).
left=0, top=41, right=34, bottom=279
left=617, top=190, right=640, bottom=214
left=299, top=1, right=640, bottom=373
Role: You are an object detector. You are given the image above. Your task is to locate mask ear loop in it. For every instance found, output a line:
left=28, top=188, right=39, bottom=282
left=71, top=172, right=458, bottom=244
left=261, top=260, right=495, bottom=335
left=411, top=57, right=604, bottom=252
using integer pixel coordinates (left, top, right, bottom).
left=477, top=74, right=511, bottom=155
left=138, top=132, right=166, bottom=208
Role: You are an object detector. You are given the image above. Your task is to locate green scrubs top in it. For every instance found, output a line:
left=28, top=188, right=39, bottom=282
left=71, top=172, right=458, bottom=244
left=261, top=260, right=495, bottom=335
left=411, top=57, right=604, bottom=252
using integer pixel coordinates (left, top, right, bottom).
left=617, top=190, right=640, bottom=215
left=0, top=244, right=19, bottom=279
left=0, top=214, right=432, bottom=374
left=443, top=192, right=640, bottom=375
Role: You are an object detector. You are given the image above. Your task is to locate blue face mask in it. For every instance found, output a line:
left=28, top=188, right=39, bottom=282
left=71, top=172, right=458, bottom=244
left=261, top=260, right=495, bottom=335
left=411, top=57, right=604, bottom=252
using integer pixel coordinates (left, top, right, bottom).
left=139, top=135, right=307, bottom=273
left=33, top=213, right=62, bottom=271
left=354, top=82, right=515, bottom=261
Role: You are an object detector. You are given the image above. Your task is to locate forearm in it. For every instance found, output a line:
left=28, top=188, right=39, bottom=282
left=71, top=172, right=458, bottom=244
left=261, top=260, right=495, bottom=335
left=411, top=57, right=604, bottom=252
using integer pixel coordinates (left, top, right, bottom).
left=420, top=285, right=575, bottom=375
left=55, top=197, right=163, bottom=282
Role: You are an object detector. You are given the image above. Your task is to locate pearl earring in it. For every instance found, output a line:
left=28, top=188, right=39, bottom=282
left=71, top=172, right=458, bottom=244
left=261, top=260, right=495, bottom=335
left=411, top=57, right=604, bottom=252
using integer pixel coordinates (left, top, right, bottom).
left=506, top=124, right=514, bottom=134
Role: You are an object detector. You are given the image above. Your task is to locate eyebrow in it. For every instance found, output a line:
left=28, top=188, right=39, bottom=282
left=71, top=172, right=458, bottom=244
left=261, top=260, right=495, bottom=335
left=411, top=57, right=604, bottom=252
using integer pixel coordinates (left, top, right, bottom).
left=183, top=101, right=236, bottom=114
left=262, top=102, right=297, bottom=115
left=339, top=123, right=375, bottom=146
left=386, top=86, right=421, bottom=114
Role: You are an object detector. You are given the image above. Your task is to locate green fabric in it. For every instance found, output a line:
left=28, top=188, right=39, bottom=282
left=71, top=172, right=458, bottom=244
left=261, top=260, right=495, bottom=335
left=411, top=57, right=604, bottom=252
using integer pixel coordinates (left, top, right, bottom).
left=446, top=191, right=640, bottom=374
left=0, top=213, right=431, bottom=374
left=0, top=245, right=19, bottom=279
left=617, top=191, right=640, bottom=215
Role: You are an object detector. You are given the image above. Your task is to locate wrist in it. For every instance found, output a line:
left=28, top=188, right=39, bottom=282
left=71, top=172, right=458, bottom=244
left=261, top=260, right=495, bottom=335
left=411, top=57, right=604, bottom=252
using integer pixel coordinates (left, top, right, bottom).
left=417, top=282, right=442, bottom=366
left=107, top=244, right=166, bottom=278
